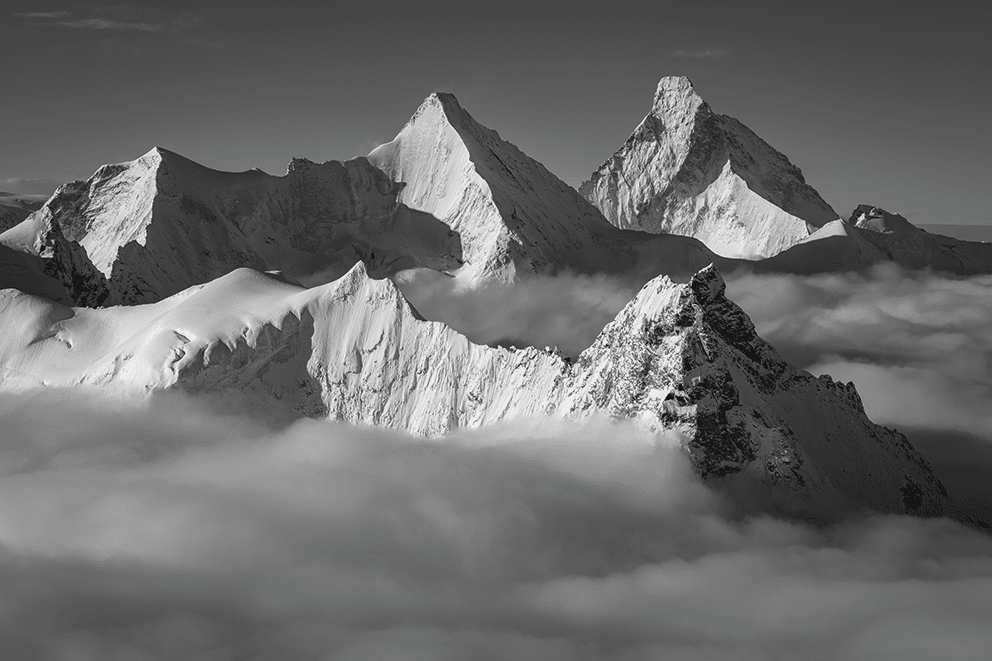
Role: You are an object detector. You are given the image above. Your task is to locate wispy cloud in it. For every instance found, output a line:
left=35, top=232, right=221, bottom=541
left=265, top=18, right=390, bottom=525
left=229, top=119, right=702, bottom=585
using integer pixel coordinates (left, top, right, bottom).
left=0, top=177, right=60, bottom=196
left=726, top=265, right=992, bottom=440
left=55, top=18, right=162, bottom=32
left=13, top=8, right=222, bottom=50
left=673, top=48, right=727, bottom=58
left=395, top=268, right=638, bottom=357
left=0, top=389, right=989, bottom=658
left=14, top=11, right=70, bottom=19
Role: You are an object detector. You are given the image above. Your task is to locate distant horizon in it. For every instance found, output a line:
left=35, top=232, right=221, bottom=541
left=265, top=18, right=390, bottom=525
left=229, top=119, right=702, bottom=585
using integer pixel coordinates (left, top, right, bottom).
left=3, top=1, right=990, bottom=226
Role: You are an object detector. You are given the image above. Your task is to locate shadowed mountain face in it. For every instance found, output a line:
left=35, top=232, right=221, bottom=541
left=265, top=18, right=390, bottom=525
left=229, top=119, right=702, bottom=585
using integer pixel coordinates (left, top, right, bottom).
left=0, top=149, right=463, bottom=306
left=754, top=205, right=992, bottom=276
left=581, top=76, right=839, bottom=259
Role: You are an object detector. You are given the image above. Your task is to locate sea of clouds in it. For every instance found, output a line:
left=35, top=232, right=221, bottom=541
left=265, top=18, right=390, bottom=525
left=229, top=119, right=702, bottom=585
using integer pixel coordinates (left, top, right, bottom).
left=727, top=265, right=992, bottom=440
left=2, top=264, right=992, bottom=659
left=0, top=389, right=990, bottom=660
left=396, top=263, right=992, bottom=510
left=726, top=265, right=992, bottom=521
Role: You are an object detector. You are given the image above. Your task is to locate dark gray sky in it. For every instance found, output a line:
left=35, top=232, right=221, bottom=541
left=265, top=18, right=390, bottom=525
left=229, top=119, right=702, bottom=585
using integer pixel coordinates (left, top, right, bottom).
left=2, top=1, right=990, bottom=224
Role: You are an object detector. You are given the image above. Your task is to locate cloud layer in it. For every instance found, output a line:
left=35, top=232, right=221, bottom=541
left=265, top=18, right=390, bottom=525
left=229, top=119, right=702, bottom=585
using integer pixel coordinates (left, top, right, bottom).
left=725, top=265, right=992, bottom=441
left=394, top=268, right=639, bottom=357
left=725, top=265, right=992, bottom=520
left=0, top=390, right=990, bottom=660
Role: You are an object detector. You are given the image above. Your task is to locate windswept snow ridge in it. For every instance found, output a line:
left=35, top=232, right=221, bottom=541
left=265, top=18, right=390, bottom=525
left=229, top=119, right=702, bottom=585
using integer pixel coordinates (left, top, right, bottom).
left=0, top=148, right=463, bottom=305
left=581, top=76, right=839, bottom=259
left=0, top=262, right=947, bottom=518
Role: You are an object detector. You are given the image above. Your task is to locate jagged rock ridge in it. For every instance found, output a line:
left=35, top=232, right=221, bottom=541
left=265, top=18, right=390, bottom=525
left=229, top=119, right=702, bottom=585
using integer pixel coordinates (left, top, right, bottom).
left=581, top=76, right=839, bottom=259
left=0, top=262, right=947, bottom=519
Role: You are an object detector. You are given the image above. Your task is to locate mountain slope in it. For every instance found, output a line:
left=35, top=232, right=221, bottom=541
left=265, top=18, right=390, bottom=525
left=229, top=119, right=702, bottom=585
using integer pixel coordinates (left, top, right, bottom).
left=368, top=92, right=721, bottom=286
left=580, top=76, right=839, bottom=259
left=0, top=261, right=947, bottom=519
left=758, top=205, right=992, bottom=275
left=1, top=94, right=727, bottom=314
left=0, top=192, right=46, bottom=232
left=0, top=148, right=463, bottom=305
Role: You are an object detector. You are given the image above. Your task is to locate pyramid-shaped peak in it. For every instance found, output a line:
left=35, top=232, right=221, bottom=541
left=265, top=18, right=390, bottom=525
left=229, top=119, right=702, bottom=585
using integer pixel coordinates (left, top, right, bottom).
left=406, top=92, right=479, bottom=133
left=630, top=264, right=724, bottom=319
left=654, top=75, right=698, bottom=98
left=651, top=75, right=708, bottom=117
left=688, top=263, right=725, bottom=303
left=141, top=146, right=199, bottom=166
left=429, top=91, right=462, bottom=110
left=130, top=146, right=198, bottom=173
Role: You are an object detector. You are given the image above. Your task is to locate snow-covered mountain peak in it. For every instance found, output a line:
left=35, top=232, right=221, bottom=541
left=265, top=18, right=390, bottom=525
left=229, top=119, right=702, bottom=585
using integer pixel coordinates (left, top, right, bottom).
left=757, top=205, right=992, bottom=276
left=849, top=204, right=916, bottom=235
left=650, top=75, right=709, bottom=122
left=370, top=92, right=718, bottom=285
left=605, top=263, right=726, bottom=335
left=581, top=75, right=839, bottom=259
left=0, top=143, right=469, bottom=306
left=0, top=256, right=949, bottom=517
left=412, top=92, right=467, bottom=123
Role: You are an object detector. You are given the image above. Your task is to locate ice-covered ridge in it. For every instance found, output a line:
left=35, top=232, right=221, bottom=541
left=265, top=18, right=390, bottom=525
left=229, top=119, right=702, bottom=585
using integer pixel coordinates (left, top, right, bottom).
left=0, top=261, right=947, bottom=518
left=0, top=146, right=463, bottom=306
left=580, top=75, right=840, bottom=259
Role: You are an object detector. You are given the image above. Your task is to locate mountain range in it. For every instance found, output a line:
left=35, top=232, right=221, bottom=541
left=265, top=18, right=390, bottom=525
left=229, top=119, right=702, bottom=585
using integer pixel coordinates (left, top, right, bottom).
left=1, top=76, right=988, bottom=521
left=0, top=192, right=46, bottom=232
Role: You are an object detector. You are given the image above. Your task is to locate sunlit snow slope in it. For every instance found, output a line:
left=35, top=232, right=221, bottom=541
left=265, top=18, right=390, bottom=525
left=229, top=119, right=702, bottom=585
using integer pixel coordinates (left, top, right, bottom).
left=581, top=76, right=839, bottom=259
left=0, top=262, right=947, bottom=519
left=0, top=148, right=463, bottom=305
left=369, top=92, right=722, bottom=285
